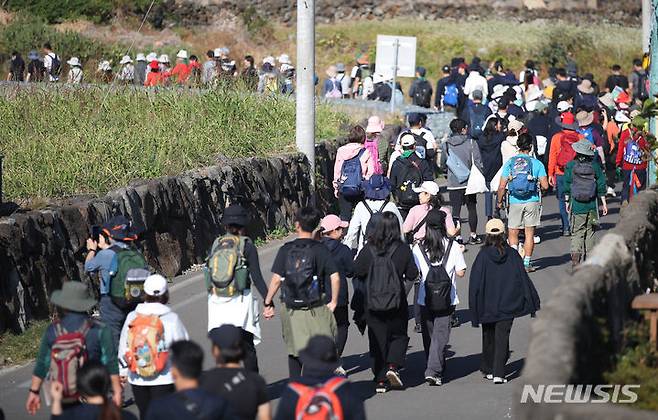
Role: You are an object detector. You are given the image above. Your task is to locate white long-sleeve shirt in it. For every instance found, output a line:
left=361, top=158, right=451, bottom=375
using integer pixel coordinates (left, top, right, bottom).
left=118, top=302, right=189, bottom=386
left=463, top=71, right=488, bottom=100
left=343, top=199, right=405, bottom=252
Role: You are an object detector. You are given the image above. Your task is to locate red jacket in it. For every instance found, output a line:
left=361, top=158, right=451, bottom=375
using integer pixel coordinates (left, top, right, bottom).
left=616, top=129, right=648, bottom=170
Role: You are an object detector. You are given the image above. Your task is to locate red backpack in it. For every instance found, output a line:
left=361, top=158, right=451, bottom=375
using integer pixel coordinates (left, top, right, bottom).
left=556, top=132, right=581, bottom=170
left=49, top=320, right=91, bottom=402
left=289, top=377, right=347, bottom=420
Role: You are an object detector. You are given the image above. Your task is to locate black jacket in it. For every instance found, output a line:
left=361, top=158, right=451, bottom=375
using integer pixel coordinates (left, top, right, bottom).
left=389, top=153, right=434, bottom=192
left=321, top=237, right=355, bottom=307
left=477, top=132, right=504, bottom=183
left=468, top=245, right=540, bottom=326
left=368, top=82, right=392, bottom=102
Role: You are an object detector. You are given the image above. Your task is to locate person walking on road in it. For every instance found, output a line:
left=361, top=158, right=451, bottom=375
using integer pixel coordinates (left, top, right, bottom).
left=497, top=133, right=549, bottom=273
left=440, top=118, right=485, bottom=245
left=333, top=125, right=375, bottom=221
left=563, top=139, right=608, bottom=269
left=118, top=274, right=189, bottom=419
left=390, top=134, right=434, bottom=219
left=615, top=122, right=650, bottom=205
left=478, top=117, right=504, bottom=220
left=274, top=336, right=366, bottom=420
left=353, top=212, right=419, bottom=393
left=205, top=205, right=268, bottom=373
left=320, top=215, right=355, bottom=374
left=469, top=219, right=541, bottom=384
left=25, top=282, right=122, bottom=416
left=412, top=209, right=466, bottom=386
left=202, top=325, right=271, bottom=420
left=43, top=42, right=61, bottom=82
left=263, top=207, right=340, bottom=379
left=409, top=66, right=433, bottom=108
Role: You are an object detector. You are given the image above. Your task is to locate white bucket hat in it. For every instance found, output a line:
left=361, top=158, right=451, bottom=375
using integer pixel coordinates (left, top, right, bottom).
left=557, top=101, right=572, bottom=113
left=158, top=54, right=170, bottom=64
left=97, top=60, right=112, bottom=71
left=263, top=56, right=275, bottom=66
left=176, top=49, right=188, bottom=59
left=136, top=53, right=146, bottom=62
left=491, top=84, right=508, bottom=100
left=67, top=57, right=81, bottom=67
left=214, top=48, right=222, bottom=58
left=146, top=52, right=158, bottom=62
left=119, top=55, right=132, bottom=65
left=278, top=54, right=291, bottom=64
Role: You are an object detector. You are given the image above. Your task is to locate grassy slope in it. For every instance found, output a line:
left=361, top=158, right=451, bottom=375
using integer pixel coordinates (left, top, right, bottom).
left=0, top=86, right=347, bottom=201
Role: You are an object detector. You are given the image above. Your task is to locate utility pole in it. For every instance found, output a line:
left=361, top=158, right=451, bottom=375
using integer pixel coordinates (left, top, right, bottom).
left=648, top=0, right=658, bottom=186
left=296, top=0, right=316, bottom=187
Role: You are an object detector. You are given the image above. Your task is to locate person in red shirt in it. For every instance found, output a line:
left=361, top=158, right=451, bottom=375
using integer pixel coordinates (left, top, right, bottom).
left=144, top=60, right=162, bottom=87
left=169, top=50, right=191, bottom=85
left=615, top=125, right=649, bottom=204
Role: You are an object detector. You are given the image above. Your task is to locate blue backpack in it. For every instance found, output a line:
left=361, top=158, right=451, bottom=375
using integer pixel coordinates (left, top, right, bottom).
left=623, top=138, right=643, bottom=165
left=468, top=105, right=489, bottom=139
left=339, top=149, right=366, bottom=198
left=443, top=83, right=459, bottom=107
left=578, top=126, right=595, bottom=145
left=508, top=156, right=537, bottom=199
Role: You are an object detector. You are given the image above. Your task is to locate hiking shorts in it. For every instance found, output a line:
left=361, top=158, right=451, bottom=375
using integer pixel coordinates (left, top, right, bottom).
left=508, top=201, right=541, bottom=229
left=280, top=304, right=337, bottom=357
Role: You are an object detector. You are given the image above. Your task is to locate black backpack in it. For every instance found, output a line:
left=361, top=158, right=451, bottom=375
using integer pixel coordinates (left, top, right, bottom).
left=395, top=158, right=422, bottom=208
left=420, top=241, right=453, bottom=313
left=635, top=71, right=649, bottom=101
left=282, top=243, right=321, bottom=309
left=413, top=80, right=432, bottom=108
left=571, top=161, right=597, bottom=203
left=49, top=53, right=61, bottom=76
left=366, top=244, right=403, bottom=311
left=363, top=200, right=389, bottom=241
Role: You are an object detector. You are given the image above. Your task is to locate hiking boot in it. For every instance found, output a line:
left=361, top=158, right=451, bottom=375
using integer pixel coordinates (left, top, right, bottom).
left=386, top=367, right=403, bottom=389
left=413, top=323, right=422, bottom=334
left=606, top=186, right=616, bottom=197
left=425, top=375, right=442, bottom=386
left=450, top=313, right=461, bottom=328
left=525, top=263, right=537, bottom=273
left=468, top=235, right=482, bottom=245
left=493, top=377, right=508, bottom=384
left=375, top=381, right=389, bottom=393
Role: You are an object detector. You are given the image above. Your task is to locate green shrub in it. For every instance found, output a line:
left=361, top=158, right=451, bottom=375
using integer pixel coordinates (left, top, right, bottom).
left=0, top=87, right=348, bottom=200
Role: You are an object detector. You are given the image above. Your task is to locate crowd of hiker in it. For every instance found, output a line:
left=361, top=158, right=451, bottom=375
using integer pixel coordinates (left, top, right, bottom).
left=17, top=51, right=654, bottom=420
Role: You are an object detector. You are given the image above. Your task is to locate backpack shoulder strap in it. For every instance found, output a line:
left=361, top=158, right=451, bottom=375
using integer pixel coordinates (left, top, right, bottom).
left=441, top=240, right=454, bottom=267
left=419, top=246, right=432, bottom=266
left=363, top=200, right=374, bottom=215
left=78, top=319, right=92, bottom=337
left=412, top=215, right=428, bottom=236
left=377, top=199, right=389, bottom=213
left=54, top=319, right=65, bottom=337
left=288, top=381, right=311, bottom=396
left=324, top=377, right=348, bottom=392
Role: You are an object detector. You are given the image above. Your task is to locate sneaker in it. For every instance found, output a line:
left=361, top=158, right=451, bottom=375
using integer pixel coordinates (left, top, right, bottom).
left=468, top=235, right=482, bottom=245
left=455, top=235, right=464, bottom=245
left=493, top=377, right=508, bottom=384
left=450, top=313, right=461, bottom=328
left=525, top=263, right=537, bottom=273
left=562, top=229, right=571, bottom=237
left=533, top=235, right=541, bottom=244
left=414, top=323, right=422, bottom=333
left=386, top=367, right=404, bottom=389
left=606, top=186, right=616, bottom=197
left=484, top=374, right=494, bottom=381
left=375, top=381, right=389, bottom=393
left=425, top=375, right=442, bottom=386
left=334, top=366, right=347, bottom=377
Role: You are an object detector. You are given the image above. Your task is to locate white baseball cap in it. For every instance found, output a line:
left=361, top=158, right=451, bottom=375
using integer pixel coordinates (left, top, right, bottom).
left=144, top=274, right=168, bottom=297
left=400, top=133, right=416, bottom=147
left=557, top=101, right=572, bottom=113
left=176, top=49, right=188, bottom=59
left=413, top=181, right=440, bottom=195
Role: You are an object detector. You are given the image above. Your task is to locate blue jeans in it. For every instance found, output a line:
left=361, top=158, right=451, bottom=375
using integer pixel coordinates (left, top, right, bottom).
left=99, top=296, right=127, bottom=348
left=556, top=175, right=570, bottom=232
left=621, top=168, right=647, bottom=203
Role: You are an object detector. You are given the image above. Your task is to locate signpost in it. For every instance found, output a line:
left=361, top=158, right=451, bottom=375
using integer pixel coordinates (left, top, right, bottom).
left=375, top=35, right=417, bottom=113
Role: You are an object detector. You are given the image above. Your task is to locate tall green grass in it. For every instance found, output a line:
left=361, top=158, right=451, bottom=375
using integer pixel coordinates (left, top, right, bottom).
left=0, top=86, right=348, bottom=201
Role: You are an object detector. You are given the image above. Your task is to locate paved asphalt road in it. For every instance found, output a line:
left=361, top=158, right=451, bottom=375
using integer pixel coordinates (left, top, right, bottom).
left=0, top=189, right=621, bottom=420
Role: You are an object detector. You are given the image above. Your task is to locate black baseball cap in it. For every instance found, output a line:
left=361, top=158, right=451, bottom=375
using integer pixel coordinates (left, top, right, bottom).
left=442, top=65, right=450, bottom=73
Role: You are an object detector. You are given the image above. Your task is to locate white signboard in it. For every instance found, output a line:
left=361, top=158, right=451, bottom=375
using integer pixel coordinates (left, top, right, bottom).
left=375, top=35, right=417, bottom=80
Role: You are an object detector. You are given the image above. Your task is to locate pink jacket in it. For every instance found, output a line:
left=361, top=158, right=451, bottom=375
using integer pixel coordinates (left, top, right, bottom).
left=333, top=143, right=375, bottom=195
left=403, top=204, right=455, bottom=242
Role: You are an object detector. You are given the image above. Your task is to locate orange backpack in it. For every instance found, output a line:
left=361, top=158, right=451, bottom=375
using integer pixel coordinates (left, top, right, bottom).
left=125, top=314, right=168, bottom=378
left=289, top=377, right=346, bottom=420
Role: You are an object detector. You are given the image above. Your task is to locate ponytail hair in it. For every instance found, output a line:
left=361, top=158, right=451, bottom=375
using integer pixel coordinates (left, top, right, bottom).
left=76, top=362, right=121, bottom=420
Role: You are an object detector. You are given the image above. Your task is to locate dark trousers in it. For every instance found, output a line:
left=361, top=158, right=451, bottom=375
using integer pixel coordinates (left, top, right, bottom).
left=288, top=355, right=302, bottom=379
left=555, top=175, right=570, bottom=232
left=449, top=189, right=478, bottom=234
left=481, top=319, right=513, bottom=379
left=132, top=383, right=175, bottom=419
left=621, top=168, right=647, bottom=203
left=366, top=306, right=410, bottom=382
left=240, top=329, right=259, bottom=373
left=420, top=306, right=452, bottom=377
left=334, top=305, right=349, bottom=358
left=99, top=296, right=127, bottom=348
left=338, top=192, right=362, bottom=221
left=604, top=150, right=617, bottom=189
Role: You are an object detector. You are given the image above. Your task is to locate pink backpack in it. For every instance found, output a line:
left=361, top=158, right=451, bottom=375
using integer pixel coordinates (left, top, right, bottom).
left=364, top=138, right=383, bottom=175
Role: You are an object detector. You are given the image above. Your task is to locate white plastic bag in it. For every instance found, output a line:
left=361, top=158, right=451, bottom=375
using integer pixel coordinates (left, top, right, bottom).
left=466, top=164, right=488, bottom=195
left=489, top=166, right=505, bottom=193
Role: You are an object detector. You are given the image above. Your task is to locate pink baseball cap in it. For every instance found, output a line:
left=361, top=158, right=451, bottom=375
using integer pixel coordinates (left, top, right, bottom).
left=365, top=116, right=385, bottom=134
left=320, top=215, right=348, bottom=232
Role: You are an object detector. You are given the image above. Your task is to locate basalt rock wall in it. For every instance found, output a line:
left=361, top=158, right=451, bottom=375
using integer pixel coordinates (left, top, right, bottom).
left=0, top=125, right=399, bottom=335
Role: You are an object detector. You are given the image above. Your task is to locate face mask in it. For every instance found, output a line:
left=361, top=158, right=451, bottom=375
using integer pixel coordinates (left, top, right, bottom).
left=514, top=99, right=524, bottom=107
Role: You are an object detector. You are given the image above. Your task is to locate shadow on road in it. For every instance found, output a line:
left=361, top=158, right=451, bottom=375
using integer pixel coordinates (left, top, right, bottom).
left=534, top=253, right=571, bottom=269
